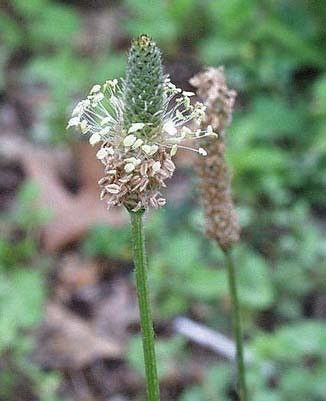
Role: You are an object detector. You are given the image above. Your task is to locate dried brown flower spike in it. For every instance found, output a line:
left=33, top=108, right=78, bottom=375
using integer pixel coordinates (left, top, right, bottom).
left=191, top=68, right=248, bottom=401
left=190, top=67, right=240, bottom=251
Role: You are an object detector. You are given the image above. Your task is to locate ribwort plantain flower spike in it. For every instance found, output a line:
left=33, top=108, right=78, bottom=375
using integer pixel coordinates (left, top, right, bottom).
left=67, top=34, right=214, bottom=212
left=191, top=67, right=247, bottom=401
left=190, top=67, right=240, bottom=251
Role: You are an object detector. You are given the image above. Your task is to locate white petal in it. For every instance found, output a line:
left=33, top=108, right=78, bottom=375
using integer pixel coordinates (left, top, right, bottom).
left=128, top=123, right=145, bottom=133
left=198, top=147, right=207, bottom=156
left=123, top=134, right=137, bottom=147
left=89, top=133, right=101, bottom=146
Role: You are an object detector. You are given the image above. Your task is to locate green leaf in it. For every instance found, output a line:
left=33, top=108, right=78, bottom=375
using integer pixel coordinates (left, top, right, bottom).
left=127, top=335, right=185, bottom=379
left=234, top=246, right=274, bottom=309
left=0, top=269, right=45, bottom=351
left=252, top=321, right=326, bottom=362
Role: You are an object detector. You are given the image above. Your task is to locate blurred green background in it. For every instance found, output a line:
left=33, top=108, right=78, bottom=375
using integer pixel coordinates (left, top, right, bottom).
left=0, top=1, right=325, bottom=401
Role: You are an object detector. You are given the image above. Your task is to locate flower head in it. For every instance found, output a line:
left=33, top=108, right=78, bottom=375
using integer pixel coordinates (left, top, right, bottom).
left=67, top=35, right=215, bottom=211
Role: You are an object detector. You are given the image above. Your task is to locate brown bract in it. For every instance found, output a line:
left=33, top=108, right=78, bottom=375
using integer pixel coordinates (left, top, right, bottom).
left=190, top=67, right=240, bottom=251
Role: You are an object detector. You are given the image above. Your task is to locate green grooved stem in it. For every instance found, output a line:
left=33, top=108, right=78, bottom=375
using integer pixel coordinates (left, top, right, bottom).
left=225, top=249, right=248, bottom=401
left=129, top=210, right=161, bottom=401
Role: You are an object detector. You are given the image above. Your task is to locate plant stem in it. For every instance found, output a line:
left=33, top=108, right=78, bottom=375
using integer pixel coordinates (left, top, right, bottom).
left=129, top=210, right=161, bottom=401
left=224, top=248, right=248, bottom=401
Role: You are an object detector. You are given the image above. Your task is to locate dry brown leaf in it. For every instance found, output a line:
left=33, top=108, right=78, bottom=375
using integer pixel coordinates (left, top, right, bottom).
left=93, top=279, right=139, bottom=345
left=35, top=303, right=124, bottom=370
left=55, top=253, right=100, bottom=301
left=0, top=136, right=127, bottom=252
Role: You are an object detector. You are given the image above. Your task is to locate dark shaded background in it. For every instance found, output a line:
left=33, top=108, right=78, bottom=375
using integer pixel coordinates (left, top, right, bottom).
left=0, top=1, right=325, bottom=400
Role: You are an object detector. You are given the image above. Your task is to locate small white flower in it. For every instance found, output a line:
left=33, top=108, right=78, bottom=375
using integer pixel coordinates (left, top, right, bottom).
left=124, top=163, right=136, bottom=173
left=89, top=133, right=101, bottom=146
left=96, top=148, right=109, bottom=159
left=163, top=120, right=177, bottom=136
left=90, top=84, right=101, bottom=94
left=128, top=123, right=145, bottom=133
left=152, top=161, right=161, bottom=172
left=198, top=147, right=207, bottom=156
left=123, top=135, right=137, bottom=147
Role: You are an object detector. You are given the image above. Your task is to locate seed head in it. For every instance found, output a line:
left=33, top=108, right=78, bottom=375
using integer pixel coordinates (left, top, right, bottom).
left=190, top=67, right=240, bottom=250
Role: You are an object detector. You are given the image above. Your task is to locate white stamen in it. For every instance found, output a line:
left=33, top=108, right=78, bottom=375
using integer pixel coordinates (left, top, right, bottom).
left=150, top=145, right=159, bottom=155
left=128, top=123, right=145, bottom=133
left=183, top=91, right=195, bottom=97
left=132, top=138, right=144, bottom=149
left=152, top=161, right=161, bottom=172
left=170, top=144, right=178, bottom=156
left=96, top=148, right=109, bottom=159
left=198, top=147, right=207, bottom=156
left=90, top=84, right=101, bottom=93
left=124, top=163, right=135, bottom=173
left=67, top=117, right=80, bottom=128
left=123, top=135, right=137, bottom=147
left=142, top=144, right=152, bottom=154
left=89, top=133, right=101, bottom=146
left=163, top=120, right=177, bottom=136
